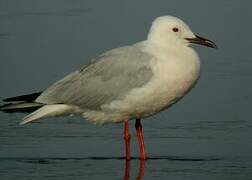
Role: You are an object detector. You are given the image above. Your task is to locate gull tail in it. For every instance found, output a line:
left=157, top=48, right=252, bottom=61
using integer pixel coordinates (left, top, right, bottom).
left=21, top=104, right=75, bottom=125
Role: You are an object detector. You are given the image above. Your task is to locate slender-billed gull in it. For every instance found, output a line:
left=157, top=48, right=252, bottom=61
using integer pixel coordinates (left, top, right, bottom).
left=0, top=15, right=217, bottom=160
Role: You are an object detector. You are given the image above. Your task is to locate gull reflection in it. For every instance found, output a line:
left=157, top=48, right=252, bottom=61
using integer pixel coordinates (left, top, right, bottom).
left=123, top=160, right=146, bottom=180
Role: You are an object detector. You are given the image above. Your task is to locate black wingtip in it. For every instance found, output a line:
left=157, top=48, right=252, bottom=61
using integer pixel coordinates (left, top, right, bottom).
left=0, top=102, right=43, bottom=113
left=3, top=92, right=42, bottom=102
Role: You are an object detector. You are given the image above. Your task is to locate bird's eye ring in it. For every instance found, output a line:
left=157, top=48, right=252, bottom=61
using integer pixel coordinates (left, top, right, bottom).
left=172, top=27, right=179, bottom=32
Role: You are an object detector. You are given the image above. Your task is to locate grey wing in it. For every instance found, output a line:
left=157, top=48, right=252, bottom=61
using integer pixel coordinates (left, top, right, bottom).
left=36, top=46, right=154, bottom=110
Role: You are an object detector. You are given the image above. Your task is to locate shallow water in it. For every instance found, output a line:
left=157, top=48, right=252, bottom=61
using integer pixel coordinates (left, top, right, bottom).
left=1, top=0, right=252, bottom=179
left=1, top=114, right=252, bottom=180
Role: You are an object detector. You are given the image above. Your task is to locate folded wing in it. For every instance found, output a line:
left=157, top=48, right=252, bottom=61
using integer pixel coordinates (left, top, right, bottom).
left=36, top=45, right=154, bottom=110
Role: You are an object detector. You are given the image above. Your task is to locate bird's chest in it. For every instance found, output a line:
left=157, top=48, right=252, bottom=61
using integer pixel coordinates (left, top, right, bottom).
left=154, top=58, right=200, bottom=101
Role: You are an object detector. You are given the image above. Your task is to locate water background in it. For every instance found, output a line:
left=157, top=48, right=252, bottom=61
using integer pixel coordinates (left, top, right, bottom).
left=1, top=0, right=252, bottom=179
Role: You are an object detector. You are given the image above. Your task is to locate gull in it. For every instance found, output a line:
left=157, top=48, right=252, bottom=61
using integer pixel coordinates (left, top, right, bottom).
left=0, top=16, right=217, bottom=160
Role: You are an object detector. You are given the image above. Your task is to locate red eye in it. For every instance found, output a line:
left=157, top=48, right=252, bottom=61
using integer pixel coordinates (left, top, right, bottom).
left=172, top=27, right=179, bottom=32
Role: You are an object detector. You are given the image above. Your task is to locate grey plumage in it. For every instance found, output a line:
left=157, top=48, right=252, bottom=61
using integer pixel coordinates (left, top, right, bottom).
left=36, top=44, right=154, bottom=111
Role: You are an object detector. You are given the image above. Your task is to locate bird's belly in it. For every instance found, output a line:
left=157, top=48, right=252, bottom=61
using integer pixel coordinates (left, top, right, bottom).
left=138, top=76, right=199, bottom=118
left=130, top=80, right=197, bottom=119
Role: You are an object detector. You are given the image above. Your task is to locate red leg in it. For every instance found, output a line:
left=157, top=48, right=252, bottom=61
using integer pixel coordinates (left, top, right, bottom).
left=135, top=119, right=147, bottom=160
left=124, top=120, right=131, bottom=161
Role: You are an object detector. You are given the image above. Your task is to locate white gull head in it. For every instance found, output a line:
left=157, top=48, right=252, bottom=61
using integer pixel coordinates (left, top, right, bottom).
left=147, top=16, right=217, bottom=50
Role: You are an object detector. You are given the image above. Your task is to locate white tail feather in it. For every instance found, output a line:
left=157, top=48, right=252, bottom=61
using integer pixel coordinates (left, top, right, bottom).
left=20, top=104, right=79, bottom=125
